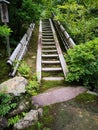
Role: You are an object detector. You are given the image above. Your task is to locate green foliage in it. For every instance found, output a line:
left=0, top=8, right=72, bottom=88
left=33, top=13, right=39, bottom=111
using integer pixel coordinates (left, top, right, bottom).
left=65, top=38, right=98, bottom=90
left=0, top=25, right=12, bottom=37
left=8, top=115, right=20, bottom=126
left=54, top=1, right=98, bottom=44
left=77, top=0, right=98, bottom=9
left=41, top=0, right=53, bottom=19
left=18, top=61, right=30, bottom=78
left=9, top=0, right=42, bottom=42
left=0, top=92, right=17, bottom=116
left=36, top=122, right=43, bottom=130
left=8, top=111, right=27, bottom=126
left=42, top=106, right=54, bottom=127
left=20, top=0, right=41, bottom=22
left=26, top=80, right=39, bottom=96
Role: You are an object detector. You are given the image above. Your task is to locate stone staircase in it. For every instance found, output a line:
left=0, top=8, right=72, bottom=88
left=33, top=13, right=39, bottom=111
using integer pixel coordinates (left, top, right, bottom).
left=36, top=19, right=68, bottom=82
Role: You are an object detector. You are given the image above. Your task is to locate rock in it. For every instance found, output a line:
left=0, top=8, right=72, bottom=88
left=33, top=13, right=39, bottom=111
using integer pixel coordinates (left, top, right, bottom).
left=0, top=117, right=8, bottom=130
left=0, top=77, right=28, bottom=96
left=34, top=104, right=40, bottom=109
left=38, top=108, right=43, bottom=117
left=87, top=90, right=98, bottom=96
left=14, top=110, right=38, bottom=129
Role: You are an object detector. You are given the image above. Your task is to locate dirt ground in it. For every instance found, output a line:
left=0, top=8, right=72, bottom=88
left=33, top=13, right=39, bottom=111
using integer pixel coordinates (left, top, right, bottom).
left=42, top=94, right=98, bottom=130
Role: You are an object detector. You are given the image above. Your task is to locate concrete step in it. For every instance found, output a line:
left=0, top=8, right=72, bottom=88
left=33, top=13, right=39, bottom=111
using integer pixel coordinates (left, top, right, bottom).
left=42, top=42, right=55, bottom=45
left=42, top=43, right=55, bottom=46
left=42, top=67, right=62, bottom=72
left=42, top=50, right=57, bottom=53
left=42, top=33, right=53, bottom=36
left=42, top=36, right=53, bottom=38
left=42, top=46, right=56, bottom=49
left=42, top=27, right=51, bottom=29
left=42, top=77, right=64, bottom=81
left=42, top=31, right=52, bottom=33
left=42, top=28, right=52, bottom=32
left=42, top=60, right=60, bottom=64
left=42, top=28, right=51, bottom=30
left=42, top=39, right=54, bottom=41
left=42, top=22, right=50, bottom=24
left=42, top=54, right=58, bottom=58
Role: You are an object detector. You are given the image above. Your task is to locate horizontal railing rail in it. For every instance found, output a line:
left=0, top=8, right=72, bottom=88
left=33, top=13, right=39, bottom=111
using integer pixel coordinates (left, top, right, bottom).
left=7, top=22, right=35, bottom=76
left=52, top=12, right=75, bottom=50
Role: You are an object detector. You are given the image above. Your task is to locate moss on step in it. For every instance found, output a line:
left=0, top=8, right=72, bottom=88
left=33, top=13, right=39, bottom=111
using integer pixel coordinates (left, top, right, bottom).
left=40, top=80, right=67, bottom=92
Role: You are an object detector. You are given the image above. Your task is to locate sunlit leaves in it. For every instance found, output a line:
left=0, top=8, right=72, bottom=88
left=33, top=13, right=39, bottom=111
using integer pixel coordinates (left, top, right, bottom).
left=0, top=25, right=12, bottom=37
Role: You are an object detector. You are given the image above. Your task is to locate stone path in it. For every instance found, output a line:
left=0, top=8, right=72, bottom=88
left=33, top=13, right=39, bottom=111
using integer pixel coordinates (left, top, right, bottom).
left=32, top=86, right=86, bottom=106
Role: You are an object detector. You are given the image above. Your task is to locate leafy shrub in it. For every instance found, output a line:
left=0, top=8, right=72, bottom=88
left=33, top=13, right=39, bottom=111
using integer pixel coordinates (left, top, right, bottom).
left=0, top=25, right=12, bottom=37
left=8, top=112, right=27, bottom=126
left=26, top=80, right=39, bottom=96
left=65, top=38, right=98, bottom=90
left=18, top=61, right=30, bottom=78
left=0, top=92, right=17, bottom=116
left=8, top=115, right=20, bottom=126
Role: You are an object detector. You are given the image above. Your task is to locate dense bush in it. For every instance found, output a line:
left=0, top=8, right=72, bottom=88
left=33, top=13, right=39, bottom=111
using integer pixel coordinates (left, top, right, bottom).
left=9, top=0, right=42, bottom=43
left=65, top=38, right=98, bottom=91
left=54, top=2, right=98, bottom=44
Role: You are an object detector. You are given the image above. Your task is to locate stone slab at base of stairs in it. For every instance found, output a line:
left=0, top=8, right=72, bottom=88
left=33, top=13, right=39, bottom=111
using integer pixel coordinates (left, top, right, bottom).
left=32, top=86, right=86, bottom=107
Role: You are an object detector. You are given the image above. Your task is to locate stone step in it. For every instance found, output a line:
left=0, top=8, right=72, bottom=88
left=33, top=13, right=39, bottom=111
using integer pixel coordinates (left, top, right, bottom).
left=42, top=31, right=52, bottom=33
left=42, top=54, right=58, bottom=58
left=42, top=22, right=49, bottom=23
left=42, top=67, right=62, bottom=72
left=42, top=27, right=51, bottom=29
left=42, top=24, right=51, bottom=28
left=42, top=33, right=53, bottom=36
left=32, top=87, right=86, bottom=106
left=42, top=60, right=60, bottom=64
left=42, top=24, right=50, bottom=26
left=42, top=50, right=57, bottom=53
left=42, top=36, right=53, bottom=38
left=42, top=39, right=54, bottom=41
left=42, top=27, right=51, bottom=30
left=42, top=46, right=56, bottom=49
left=42, top=27, right=50, bottom=29
left=42, top=42, right=55, bottom=45
left=42, top=29, right=52, bottom=31
left=42, top=77, right=64, bottom=81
